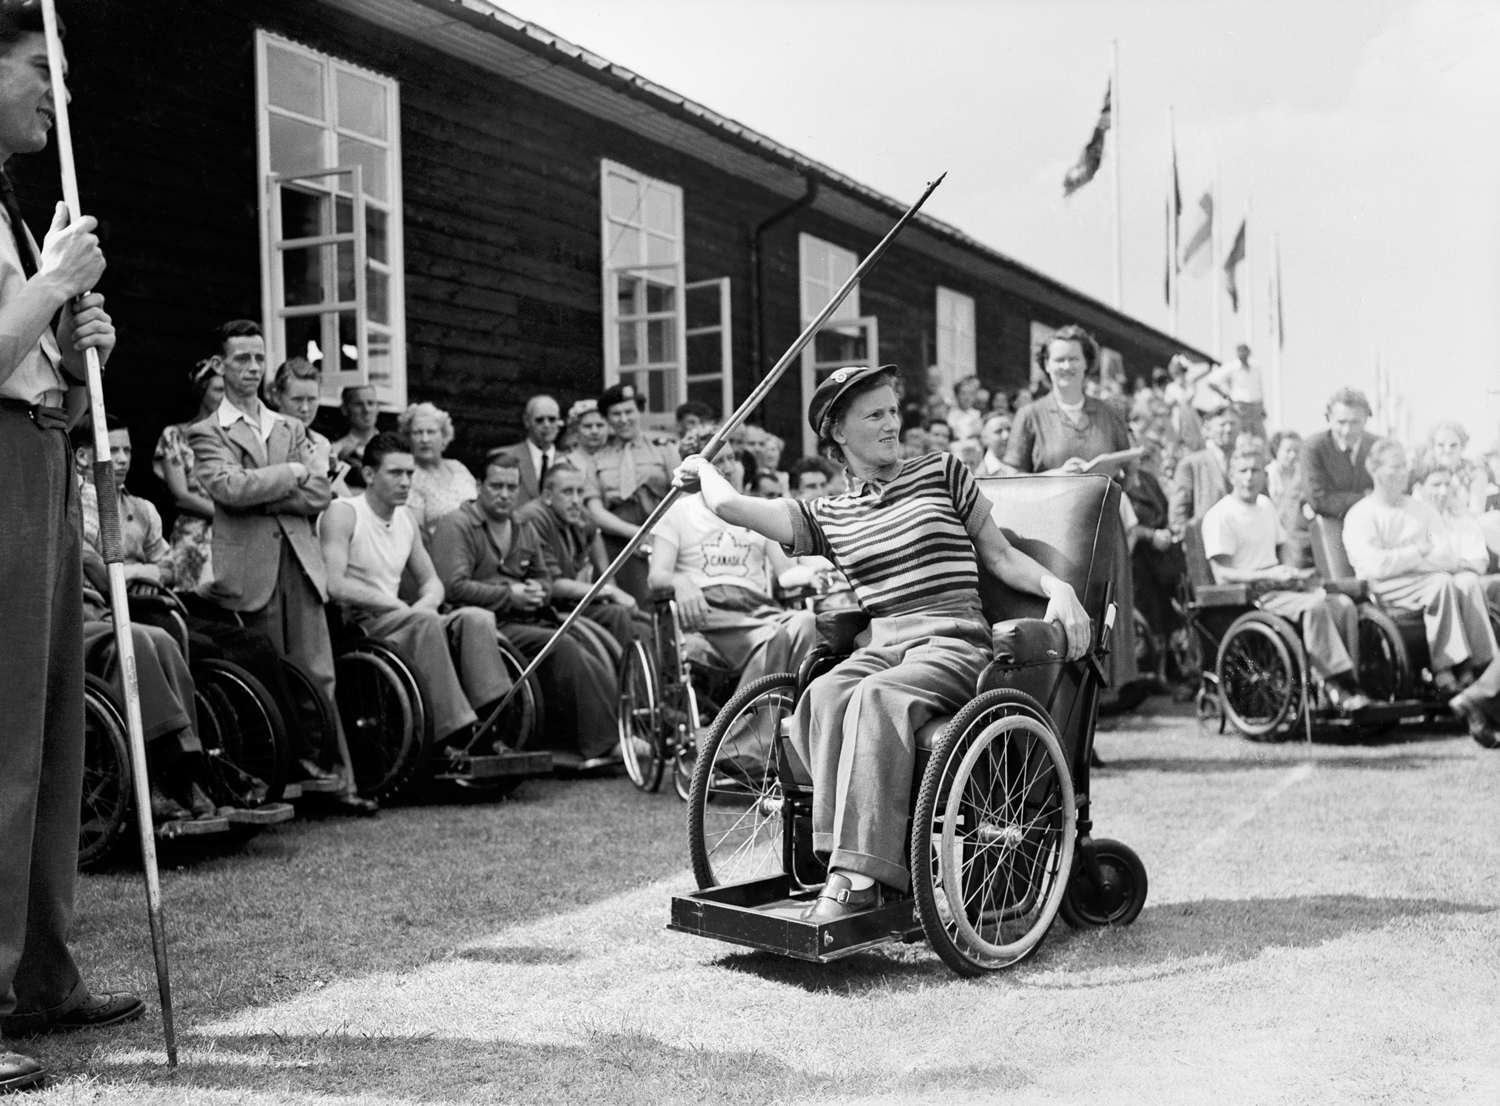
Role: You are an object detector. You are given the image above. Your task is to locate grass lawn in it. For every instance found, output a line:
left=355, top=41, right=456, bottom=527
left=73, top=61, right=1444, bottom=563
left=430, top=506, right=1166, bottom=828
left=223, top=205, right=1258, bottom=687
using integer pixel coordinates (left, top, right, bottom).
left=14, top=707, right=1500, bottom=1105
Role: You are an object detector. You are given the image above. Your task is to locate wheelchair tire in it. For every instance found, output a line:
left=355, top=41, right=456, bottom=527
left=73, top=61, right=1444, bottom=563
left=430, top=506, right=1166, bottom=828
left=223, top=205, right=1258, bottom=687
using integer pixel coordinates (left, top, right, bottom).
left=277, top=657, right=342, bottom=769
left=688, top=673, right=796, bottom=890
left=1357, top=605, right=1412, bottom=702
left=1217, top=612, right=1300, bottom=740
left=618, top=639, right=665, bottom=793
left=79, top=674, right=133, bottom=872
left=194, top=658, right=291, bottom=807
left=1057, top=838, right=1148, bottom=928
left=335, top=638, right=433, bottom=803
left=492, top=636, right=544, bottom=753
left=912, top=688, right=1075, bottom=977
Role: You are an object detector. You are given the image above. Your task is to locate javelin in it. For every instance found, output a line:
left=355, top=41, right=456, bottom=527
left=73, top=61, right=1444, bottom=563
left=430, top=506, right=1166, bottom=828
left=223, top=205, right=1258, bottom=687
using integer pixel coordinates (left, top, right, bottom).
left=468, top=172, right=946, bottom=746
left=41, top=0, right=177, bottom=1067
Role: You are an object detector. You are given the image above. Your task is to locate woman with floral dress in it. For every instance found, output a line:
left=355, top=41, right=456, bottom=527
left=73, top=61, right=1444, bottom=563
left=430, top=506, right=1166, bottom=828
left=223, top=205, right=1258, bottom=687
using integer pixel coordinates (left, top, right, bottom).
left=152, top=359, right=223, bottom=594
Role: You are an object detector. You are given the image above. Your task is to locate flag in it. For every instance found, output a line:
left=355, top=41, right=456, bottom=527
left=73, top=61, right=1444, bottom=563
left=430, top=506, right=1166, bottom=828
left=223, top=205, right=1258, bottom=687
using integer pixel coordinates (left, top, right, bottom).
left=1171, top=133, right=1182, bottom=259
left=1224, top=219, right=1246, bottom=311
left=1062, top=82, right=1111, bottom=197
left=1181, top=192, right=1214, bottom=273
left=1163, top=196, right=1172, bottom=305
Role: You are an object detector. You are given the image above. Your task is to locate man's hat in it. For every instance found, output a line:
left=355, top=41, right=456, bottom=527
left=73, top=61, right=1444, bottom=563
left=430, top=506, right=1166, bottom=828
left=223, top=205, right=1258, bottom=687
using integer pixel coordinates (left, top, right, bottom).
left=807, top=364, right=898, bottom=437
left=598, top=382, right=642, bottom=413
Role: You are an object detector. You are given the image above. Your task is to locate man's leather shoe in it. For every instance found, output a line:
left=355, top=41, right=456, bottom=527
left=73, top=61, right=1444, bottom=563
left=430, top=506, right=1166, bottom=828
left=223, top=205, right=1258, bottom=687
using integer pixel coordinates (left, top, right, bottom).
left=149, top=783, right=191, bottom=823
left=800, top=873, right=881, bottom=922
left=330, top=793, right=378, bottom=817
left=295, top=759, right=342, bottom=783
left=15, top=993, right=144, bottom=1037
left=0, top=1052, right=44, bottom=1093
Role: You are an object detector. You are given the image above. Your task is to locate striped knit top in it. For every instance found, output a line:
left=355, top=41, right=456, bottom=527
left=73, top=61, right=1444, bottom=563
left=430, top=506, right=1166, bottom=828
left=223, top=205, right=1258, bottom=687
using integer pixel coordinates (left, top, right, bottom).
left=783, top=451, right=991, bottom=618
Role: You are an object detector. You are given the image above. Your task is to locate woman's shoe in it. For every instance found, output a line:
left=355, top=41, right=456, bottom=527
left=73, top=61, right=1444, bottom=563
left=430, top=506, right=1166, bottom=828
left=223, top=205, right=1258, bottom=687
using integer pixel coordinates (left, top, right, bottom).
left=800, top=872, right=881, bottom=922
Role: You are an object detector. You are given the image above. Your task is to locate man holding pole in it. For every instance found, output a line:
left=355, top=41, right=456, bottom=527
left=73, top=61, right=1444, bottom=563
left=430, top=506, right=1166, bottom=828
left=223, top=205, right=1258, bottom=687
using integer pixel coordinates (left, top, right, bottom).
left=0, top=1, right=143, bottom=1089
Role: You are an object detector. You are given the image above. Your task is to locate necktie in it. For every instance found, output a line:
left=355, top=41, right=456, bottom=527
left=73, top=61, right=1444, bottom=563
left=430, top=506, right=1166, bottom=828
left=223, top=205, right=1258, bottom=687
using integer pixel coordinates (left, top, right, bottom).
left=0, top=171, right=83, bottom=386
left=538, top=448, right=551, bottom=491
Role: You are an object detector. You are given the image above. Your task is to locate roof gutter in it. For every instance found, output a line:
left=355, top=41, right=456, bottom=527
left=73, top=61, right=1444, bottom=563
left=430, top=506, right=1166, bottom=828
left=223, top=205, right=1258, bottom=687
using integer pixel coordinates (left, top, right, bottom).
left=749, top=176, right=818, bottom=389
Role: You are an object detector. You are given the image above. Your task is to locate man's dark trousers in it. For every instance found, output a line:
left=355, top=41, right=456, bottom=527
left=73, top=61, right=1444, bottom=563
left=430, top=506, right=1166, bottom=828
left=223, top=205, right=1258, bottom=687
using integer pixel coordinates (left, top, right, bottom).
left=0, top=407, right=87, bottom=1030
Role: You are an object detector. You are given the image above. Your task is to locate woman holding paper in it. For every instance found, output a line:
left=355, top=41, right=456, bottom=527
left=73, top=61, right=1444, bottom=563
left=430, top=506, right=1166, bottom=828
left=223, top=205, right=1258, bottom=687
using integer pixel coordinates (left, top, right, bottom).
left=1001, top=324, right=1145, bottom=704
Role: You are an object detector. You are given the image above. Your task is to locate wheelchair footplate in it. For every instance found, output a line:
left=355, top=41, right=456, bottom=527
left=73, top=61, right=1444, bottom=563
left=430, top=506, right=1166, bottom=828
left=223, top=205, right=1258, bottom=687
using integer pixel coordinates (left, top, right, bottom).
left=223, top=802, right=295, bottom=826
left=669, top=876, right=922, bottom=963
left=292, top=777, right=345, bottom=795
left=1323, top=699, right=1427, bottom=729
left=433, top=750, right=554, bottom=783
left=155, top=814, right=231, bottom=838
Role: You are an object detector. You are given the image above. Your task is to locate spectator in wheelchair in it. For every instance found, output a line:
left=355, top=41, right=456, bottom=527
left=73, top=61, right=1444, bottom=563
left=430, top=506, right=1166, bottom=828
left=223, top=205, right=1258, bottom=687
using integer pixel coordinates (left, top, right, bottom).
left=1170, top=405, right=1239, bottom=535
left=1344, top=440, right=1500, bottom=736
left=73, top=414, right=174, bottom=590
left=1420, top=420, right=1500, bottom=553
left=320, top=432, right=516, bottom=747
left=1267, top=430, right=1313, bottom=568
left=1304, top=387, right=1379, bottom=520
left=650, top=424, right=818, bottom=704
left=513, top=458, right=640, bottom=650
left=978, top=412, right=1011, bottom=475
left=1202, top=450, right=1370, bottom=713
left=672, top=366, right=1091, bottom=921
left=430, top=452, right=620, bottom=768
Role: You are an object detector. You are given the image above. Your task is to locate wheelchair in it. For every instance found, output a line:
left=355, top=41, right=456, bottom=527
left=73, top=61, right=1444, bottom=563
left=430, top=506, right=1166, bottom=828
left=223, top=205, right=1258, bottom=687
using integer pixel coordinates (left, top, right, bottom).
left=671, top=475, right=1148, bottom=977
left=330, top=610, right=552, bottom=803
left=1178, top=522, right=1428, bottom=741
left=79, top=586, right=296, bottom=872
left=618, top=586, right=744, bottom=800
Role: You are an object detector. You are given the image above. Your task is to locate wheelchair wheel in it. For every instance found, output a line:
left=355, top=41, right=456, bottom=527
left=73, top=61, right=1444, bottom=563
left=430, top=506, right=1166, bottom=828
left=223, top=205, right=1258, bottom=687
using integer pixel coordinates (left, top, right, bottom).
left=1057, top=838, right=1148, bottom=928
left=335, top=639, right=432, bottom=802
left=493, top=636, right=543, bottom=752
left=618, top=640, right=665, bottom=792
left=1217, top=612, right=1300, bottom=739
left=195, top=658, right=290, bottom=807
left=1357, top=605, right=1412, bottom=702
left=688, top=673, right=795, bottom=889
left=79, top=674, right=133, bottom=872
left=1133, top=608, right=1160, bottom=680
left=912, top=689, right=1075, bottom=976
left=277, top=658, right=341, bottom=769
left=671, top=678, right=702, bottom=803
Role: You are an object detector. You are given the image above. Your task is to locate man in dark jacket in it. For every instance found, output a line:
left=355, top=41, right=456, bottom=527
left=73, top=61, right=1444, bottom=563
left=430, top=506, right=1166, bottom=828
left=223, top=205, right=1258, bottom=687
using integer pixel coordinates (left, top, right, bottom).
left=1303, top=387, right=1379, bottom=519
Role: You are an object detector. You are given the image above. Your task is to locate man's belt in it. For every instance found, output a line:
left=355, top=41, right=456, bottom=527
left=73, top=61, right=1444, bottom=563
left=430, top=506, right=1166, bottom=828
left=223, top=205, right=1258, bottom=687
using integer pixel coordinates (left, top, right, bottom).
left=0, top=397, right=68, bottom=430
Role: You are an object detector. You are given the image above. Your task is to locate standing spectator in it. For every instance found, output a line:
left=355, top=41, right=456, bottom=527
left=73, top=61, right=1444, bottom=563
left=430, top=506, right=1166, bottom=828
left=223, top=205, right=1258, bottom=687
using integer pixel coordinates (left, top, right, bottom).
left=330, top=384, right=379, bottom=467
left=924, top=418, right=953, bottom=452
left=267, top=357, right=344, bottom=492
left=923, top=363, right=954, bottom=408
left=577, top=382, right=680, bottom=604
left=1267, top=430, right=1312, bottom=568
left=946, top=375, right=984, bottom=442
left=789, top=456, right=837, bottom=501
left=978, top=413, right=1011, bottom=475
left=1303, top=387, right=1379, bottom=520
left=1216, top=343, right=1266, bottom=438
left=1169, top=407, right=1239, bottom=534
left=1164, top=355, right=1206, bottom=451
left=490, top=394, right=561, bottom=509
left=190, top=319, right=371, bottom=812
left=399, top=401, right=477, bottom=538
left=675, top=400, right=713, bottom=439
left=153, top=359, right=223, bottom=593
left=1123, top=435, right=1183, bottom=668
left=564, top=398, right=608, bottom=461
left=752, top=471, right=784, bottom=499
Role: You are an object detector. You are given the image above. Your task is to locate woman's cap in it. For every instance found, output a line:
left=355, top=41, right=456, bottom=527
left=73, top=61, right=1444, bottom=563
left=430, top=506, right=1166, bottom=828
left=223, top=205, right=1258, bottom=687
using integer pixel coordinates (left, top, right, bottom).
left=808, top=364, right=898, bottom=436
left=598, top=382, right=642, bottom=414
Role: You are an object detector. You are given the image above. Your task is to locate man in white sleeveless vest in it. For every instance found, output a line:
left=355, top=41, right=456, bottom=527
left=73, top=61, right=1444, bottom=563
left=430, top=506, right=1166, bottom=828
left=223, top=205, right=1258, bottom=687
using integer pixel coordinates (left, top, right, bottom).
left=319, top=432, right=512, bottom=744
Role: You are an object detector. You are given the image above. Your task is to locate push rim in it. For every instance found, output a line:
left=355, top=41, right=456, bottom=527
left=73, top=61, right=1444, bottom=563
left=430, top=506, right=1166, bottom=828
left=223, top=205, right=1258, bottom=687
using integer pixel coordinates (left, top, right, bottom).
left=79, top=676, right=132, bottom=869
left=1218, top=618, right=1297, bottom=736
left=618, top=640, right=664, bottom=791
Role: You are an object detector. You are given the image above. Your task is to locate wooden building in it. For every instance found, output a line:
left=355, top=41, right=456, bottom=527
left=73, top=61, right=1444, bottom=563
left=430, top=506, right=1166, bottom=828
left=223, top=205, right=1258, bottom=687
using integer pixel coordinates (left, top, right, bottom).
left=17, top=0, right=1209, bottom=474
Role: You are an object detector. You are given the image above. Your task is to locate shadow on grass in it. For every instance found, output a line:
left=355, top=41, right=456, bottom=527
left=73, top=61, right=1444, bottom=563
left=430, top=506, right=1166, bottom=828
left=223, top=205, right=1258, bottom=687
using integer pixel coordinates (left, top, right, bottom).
left=1030, top=894, right=1496, bottom=987
left=714, top=945, right=950, bottom=995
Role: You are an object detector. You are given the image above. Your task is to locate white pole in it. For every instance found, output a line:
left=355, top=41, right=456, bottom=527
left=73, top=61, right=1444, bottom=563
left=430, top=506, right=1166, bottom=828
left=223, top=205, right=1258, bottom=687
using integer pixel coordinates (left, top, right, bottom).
left=1211, top=169, right=1221, bottom=359
left=1169, top=105, right=1179, bottom=339
left=1270, top=233, right=1283, bottom=428
left=1111, top=39, right=1123, bottom=312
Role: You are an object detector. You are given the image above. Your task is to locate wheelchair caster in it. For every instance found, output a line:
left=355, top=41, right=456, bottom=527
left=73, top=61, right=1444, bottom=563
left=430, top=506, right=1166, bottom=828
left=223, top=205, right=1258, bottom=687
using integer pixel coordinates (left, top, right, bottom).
left=1058, top=837, right=1147, bottom=928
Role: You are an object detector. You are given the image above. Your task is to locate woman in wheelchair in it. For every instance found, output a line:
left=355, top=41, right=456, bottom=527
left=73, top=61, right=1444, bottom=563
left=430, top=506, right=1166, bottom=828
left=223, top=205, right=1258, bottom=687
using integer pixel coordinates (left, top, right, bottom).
left=673, top=365, right=1090, bottom=921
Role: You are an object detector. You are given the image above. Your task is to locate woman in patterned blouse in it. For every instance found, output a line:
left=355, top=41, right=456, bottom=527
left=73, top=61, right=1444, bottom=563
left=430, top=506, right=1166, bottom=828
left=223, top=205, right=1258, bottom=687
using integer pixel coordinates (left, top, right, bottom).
left=152, top=359, right=223, bottom=594
left=399, top=402, right=478, bottom=538
left=673, top=365, right=1090, bottom=922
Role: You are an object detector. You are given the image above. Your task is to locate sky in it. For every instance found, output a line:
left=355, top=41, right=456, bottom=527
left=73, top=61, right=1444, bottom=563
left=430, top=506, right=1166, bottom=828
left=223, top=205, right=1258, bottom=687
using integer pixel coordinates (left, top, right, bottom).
left=497, top=0, right=1499, bottom=444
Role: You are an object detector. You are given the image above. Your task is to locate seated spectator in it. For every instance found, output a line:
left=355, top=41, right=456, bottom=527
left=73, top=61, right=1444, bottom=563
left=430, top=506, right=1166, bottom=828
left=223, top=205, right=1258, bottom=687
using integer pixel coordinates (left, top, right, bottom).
left=979, top=413, right=1010, bottom=475
left=153, top=359, right=223, bottom=594
left=1411, top=457, right=1494, bottom=578
left=1165, top=354, right=1206, bottom=451
left=949, top=437, right=983, bottom=476
left=743, top=425, right=788, bottom=495
left=1124, top=435, right=1184, bottom=666
left=752, top=471, right=784, bottom=499
left=1267, top=430, right=1312, bottom=568
left=320, top=433, right=513, bottom=746
left=790, top=456, right=838, bottom=501
left=675, top=401, right=714, bottom=440
left=513, top=459, right=639, bottom=650
left=490, top=394, right=562, bottom=509
left=649, top=426, right=816, bottom=701
left=1304, top=387, right=1378, bottom=519
left=899, top=425, right=928, bottom=460
left=1344, top=440, right=1500, bottom=734
left=1202, top=451, right=1368, bottom=712
left=923, top=363, right=954, bottom=409
left=400, top=402, right=476, bottom=538
left=431, top=453, right=619, bottom=767
left=74, top=415, right=174, bottom=589
left=1169, top=406, right=1239, bottom=535
left=330, top=384, right=380, bottom=467
left=924, top=418, right=953, bottom=452
left=946, top=375, right=984, bottom=442
left=1011, top=386, right=1035, bottom=410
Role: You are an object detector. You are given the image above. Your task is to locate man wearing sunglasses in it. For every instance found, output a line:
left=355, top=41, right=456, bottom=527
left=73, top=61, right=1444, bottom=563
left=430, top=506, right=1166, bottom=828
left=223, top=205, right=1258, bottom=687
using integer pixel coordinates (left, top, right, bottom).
left=489, top=394, right=561, bottom=509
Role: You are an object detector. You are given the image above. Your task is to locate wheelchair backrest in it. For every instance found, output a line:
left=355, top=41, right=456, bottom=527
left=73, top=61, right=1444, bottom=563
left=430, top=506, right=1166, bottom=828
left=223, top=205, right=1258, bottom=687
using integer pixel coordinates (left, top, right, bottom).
left=1309, top=514, right=1355, bottom=580
left=1183, top=521, right=1216, bottom=589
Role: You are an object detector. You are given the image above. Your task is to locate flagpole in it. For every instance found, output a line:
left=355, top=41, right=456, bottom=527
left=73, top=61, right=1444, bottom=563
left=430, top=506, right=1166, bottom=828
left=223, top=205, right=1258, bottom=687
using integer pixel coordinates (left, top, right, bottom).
left=1211, top=168, right=1221, bottom=359
left=1244, top=195, right=1255, bottom=349
left=1111, top=38, right=1123, bottom=312
left=1270, top=233, right=1283, bottom=427
left=1169, top=105, right=1179, bottom=339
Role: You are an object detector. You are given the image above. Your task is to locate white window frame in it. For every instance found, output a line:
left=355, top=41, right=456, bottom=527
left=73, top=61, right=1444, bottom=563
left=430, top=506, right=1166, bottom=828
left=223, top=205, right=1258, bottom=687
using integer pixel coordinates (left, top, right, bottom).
left=798, top=234, right=877, bottom=455
left=254, top=30, right=406, bottom=409
left=685, top=277, right=732, bottom=420
left=935, top=286, right=976, bottom=393
left=600, top=159, right=687, bottom=432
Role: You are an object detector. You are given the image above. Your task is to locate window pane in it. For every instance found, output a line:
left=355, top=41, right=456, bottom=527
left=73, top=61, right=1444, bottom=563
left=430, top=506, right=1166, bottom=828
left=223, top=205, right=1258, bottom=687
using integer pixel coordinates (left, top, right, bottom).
left=269, top=114, right=325, bottom=177
left=367, top=331, right=392, bottom=391
left=686, top=331, right=722, bottom=377
left=367, top=206, right=387, bottom=263
left=813, top=324, right=867, bottom=364
left=616, top=274, right=642, bottom=319
left=336, top=311, right=359, bottom=376
left=284, top=313, right=327, bottom=366
left=335, top=195, right=352, bottom=235
left=645, top=233, right=676, bottom=266
left=282, top=245, right=325, bottom=306
left=686, top=378, right=723, bottom=420
left=647, top=369, right=667, bottom=413
left=645, top=281, right=675, bottom=315
left=337, top=135, right=387, bottom=201
left=280, top=187, right=325, bottom=240
left=608, top=226, right=641, bottom=269
left=267, top=46, right=324, bottom=119
left=367, top=267, right=389, bottom=324
left=608, top=173, right=639, bottom=221
left=646, top=317, right=674, bottom=364
left=685, top=283, right=720, bottom=329
left=336, top=69, right=386, bottom=139
left=618, top=321, right=639, bottom=366
left=337, top=242, right=356, bottom=303
left=644, top=186, right=674, bottom=234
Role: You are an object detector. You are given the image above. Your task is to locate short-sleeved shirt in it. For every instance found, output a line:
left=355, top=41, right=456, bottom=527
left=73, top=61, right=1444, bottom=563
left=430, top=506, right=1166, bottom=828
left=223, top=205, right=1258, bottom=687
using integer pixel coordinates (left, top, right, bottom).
left=1003, top=393, right=1130, bottom=475
left=656, top=493, right=777, bottom=597
left=579, top=435, right=679, bottom=509
left=784, top=451, right=989, bottom=618
left=78, top=479, right=172, bottom=574
left=1201, top=493, right=1282, bottom=582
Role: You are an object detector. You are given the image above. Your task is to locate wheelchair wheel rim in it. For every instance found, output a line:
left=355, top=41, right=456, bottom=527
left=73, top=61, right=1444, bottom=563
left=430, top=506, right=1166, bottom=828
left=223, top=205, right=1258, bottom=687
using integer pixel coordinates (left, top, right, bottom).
left=199, top=664, right=284, bottom=807
left=618, top=640, right=663, bottom=791
left=694, top=682, right=793, bottom=887
left=336, top=649, right=418, bottom=797
left=1218, top=619, right=1297, bottom=737
left=79, top=682, right=131, bottom=866
left=933, top=713, right=1074, bottom=966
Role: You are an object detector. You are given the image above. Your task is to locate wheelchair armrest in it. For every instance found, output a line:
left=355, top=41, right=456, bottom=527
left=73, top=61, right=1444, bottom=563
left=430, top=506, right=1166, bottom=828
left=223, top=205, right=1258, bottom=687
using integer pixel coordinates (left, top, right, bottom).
left=815, top=609, right=871, bottom=656
left=1322, top=577, right=1368, bottom=601
left=1194, top=583, right=1250, bottom=608
left=978, top=618, right=1068, bottom=701
left=648, top=585, right=676, bottom=606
